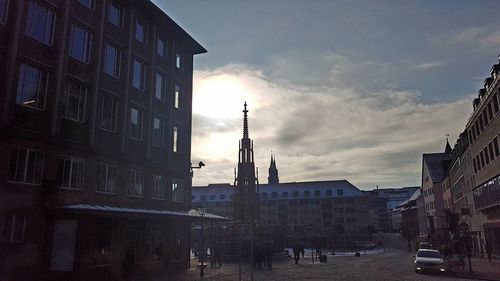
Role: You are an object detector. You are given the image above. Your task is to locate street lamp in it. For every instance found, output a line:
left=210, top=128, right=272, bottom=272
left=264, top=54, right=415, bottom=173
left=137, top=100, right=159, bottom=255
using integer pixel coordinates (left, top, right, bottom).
left=190, top=161, right=205, bottom=177
left=199, top=207, right=207, bottom=277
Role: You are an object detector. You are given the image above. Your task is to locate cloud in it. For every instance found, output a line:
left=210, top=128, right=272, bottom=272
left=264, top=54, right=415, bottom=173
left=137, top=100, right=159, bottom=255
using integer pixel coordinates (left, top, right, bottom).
left=191, top=63, right=472, bottom=189
left=414, top=60, right=445, bottom=71
left=445, top=25, right=500, bottom=52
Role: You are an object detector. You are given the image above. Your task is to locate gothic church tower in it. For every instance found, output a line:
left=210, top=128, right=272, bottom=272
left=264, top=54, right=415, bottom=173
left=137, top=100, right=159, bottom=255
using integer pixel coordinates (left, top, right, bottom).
left=268, top=154, right=279, bottom=184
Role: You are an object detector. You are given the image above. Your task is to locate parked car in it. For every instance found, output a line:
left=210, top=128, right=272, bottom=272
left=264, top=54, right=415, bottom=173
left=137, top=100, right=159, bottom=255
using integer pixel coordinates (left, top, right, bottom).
left=414, top=249, right=446, bottom=273
left=355, top=241, right=376, bottom=250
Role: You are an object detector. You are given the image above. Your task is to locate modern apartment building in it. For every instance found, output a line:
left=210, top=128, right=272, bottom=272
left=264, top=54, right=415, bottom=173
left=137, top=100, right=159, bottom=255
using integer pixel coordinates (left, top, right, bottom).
left=0, top=0, right=206, bottom=280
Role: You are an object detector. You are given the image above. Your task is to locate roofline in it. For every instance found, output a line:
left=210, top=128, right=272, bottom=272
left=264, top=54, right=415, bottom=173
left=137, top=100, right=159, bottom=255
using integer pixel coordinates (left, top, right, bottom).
left=145, top=0, right=207, bottom=54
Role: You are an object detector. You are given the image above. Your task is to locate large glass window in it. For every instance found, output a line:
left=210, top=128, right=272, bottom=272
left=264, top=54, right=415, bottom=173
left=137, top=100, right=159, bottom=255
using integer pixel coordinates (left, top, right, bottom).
left=157, top=35, right=166, bottom=57
left=8, top=147, right=44, bottom=185
left=25, top=1, right=55, bottom=45
left=69, top=24, right=91, bottom=63
left=0, top=0, right=8, bottom=24
left=171, top=179, right=183, bottom=202
left=155, top=73, right=166, bottom=101
left=152, top=174, right=166, bottom=200
left=77, top=0, right=93, bottom=9
left=152, top=117, right=162, bottom=147
left=16, top=64, right=46, bottom=110
left=107, top=0, right=122, bottom=27
left=127, top=169, right=143, bottom=196
left=92, top=219, right=113, bottom=265
left=58, top=156, right=85, bottom=189
left=132, top=60, right=145, bottom=90
left=129, top=107, right=142, bottom=140
left=135, top=16, right=146, bottom=43
left=99, top=92, right=118, bottom=131
left=64, top=79, right=86, bottom=122
left=96, top=163, right=117, bottom=193
left=103, top=44, right=120, bottom=77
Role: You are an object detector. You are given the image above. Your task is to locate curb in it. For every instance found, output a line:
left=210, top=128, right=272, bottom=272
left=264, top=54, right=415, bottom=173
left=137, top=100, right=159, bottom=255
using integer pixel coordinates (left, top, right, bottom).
left=449, top=269, right=500, bottom=281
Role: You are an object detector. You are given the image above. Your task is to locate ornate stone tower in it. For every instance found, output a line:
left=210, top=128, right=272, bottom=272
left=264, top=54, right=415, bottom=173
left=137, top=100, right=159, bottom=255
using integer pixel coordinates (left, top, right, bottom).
left=233, top=102, right=260, bottom=223
left=268, top=154, right=279, bottom=184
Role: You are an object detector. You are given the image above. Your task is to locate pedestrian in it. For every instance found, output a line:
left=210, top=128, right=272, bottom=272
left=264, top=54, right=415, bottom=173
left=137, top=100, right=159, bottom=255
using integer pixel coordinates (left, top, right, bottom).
left=293, top=242, right=300, bottom=264
left=299, top=241, right=305, bottom=258
left=485, top=240, right=493, bottom=263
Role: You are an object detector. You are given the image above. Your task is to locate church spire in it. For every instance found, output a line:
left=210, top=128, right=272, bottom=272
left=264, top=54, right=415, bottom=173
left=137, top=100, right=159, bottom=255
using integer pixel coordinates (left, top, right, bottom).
left=268, top=152, right=279, bottom=184
left=243, top=101, right=249, bottom=139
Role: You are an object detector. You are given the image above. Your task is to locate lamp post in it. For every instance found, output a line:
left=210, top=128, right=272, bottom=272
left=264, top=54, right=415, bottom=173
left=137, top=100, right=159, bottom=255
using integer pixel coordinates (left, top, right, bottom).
left=199, top=207, right=207, bottom=277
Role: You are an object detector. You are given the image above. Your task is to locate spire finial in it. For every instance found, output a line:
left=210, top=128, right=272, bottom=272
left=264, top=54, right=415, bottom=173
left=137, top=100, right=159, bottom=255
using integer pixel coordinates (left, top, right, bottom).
left=243, top=102, right=249, bottom=138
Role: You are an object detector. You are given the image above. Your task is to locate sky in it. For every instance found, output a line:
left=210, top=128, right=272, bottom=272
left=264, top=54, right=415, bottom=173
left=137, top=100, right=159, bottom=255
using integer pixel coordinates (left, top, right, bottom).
left=153, top=0, right=500, bottom=189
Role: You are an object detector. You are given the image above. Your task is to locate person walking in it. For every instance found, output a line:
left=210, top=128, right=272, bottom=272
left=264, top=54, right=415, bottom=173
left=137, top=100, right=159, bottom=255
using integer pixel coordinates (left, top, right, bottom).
left=293, top=242, right=301, bottom=264
left=299, top=241, right=305, bottom=259
left=485, top=240, right=493, bottom=263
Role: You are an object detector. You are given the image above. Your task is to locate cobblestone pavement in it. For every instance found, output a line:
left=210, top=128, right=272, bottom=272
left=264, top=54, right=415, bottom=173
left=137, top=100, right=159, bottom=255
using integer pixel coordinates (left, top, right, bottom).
left=165, top=251, right=469, bottom=281
left=154, top=234, right=496, bottom=281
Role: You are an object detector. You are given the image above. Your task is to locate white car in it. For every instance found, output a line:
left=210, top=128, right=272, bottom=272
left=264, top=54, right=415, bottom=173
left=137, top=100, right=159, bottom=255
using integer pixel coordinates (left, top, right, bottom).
left=414, top=249, right=446, bottom=273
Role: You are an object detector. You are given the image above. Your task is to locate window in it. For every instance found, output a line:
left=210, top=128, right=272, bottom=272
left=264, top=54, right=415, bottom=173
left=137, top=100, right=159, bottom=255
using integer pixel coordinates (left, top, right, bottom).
left=1, top=214, right=27, bottom=243
left=494, top=137, right=499, bottom=157
left=0, top=0, right=8, bottom=24
left=152, top=174, right=166, bottom=199
left=485, top=147, right=490, bottom=165
left=107, top=0, right=122, bottom=27
left=489, top=142, right=495, bottom=161
left=172, top=179, right=183, bottom=202
left=25, top=1, right=55, bottom=45
left=132, top=60, right=145, bottom=90
left=103, top=43, right=120, bottom=77
left=473, top=157, right=477, bottom=173
left=135, top=16, right=146, bottom=43
left=129, top=107, right=142, bottom=140
left=220, top=194, right=226, bottom=200
left=488, top=102, right=494, bottom=120
left=272, top=192, right=277, bottom=198
left=172, top=126, right=178, bottom=152
left=69, top=24, right=91, bottom=63
left=175, top=53, right=181, bottom=69
left=77, top=0, right=93, bottom=9
left=16, top=64, right=47, bottom=110
left=96, top=163, right=117, bottom=193
left=493, top=94, right=499, bottom=114
left=8, top=147, right=44, bottom=185
left=99, top=92, right=118, bottom=131
left=337, top=189, right=344, bottom=196
left=152, top=117, right=162, bottom=147
left=261, top=192, right=267, bottom=199
left=157, top=35, right=166, bottom=57
left=480, top=151, right=485, bottom=167
left=304, top=191, right=310, bottom=197
left=326, top=190, right=332, bottom=196
left=292, top=191, right=299, bottom=198
left=127, top=169, right=143, bottom=196
left=314, top=190, right=321, bottom=197
left=200, top=195, right=206, bottom=201
left=155, top=73, right=166, bottom=101
left=174, top=84, right=181, bottom=109
left=64, top=79, right=86, bottom=122
left=58, top=156, right=84, bottom=189
left=483, top=111, right=489, bottom=127
left=282, top=192, right=288, bottom=198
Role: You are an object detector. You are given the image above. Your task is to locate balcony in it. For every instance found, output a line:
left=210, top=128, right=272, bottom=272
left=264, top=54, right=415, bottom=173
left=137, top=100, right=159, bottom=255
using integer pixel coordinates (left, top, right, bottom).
left=473, top=174, right=500, bottom=211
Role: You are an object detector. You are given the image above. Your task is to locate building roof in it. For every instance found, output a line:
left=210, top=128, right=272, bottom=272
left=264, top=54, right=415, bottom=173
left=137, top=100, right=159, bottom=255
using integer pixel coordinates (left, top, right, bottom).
left=56, top=204, right=227, bottom=220
left=192, top=180, right=365, bottom=202
left=423, top=153, right=446, bottom=183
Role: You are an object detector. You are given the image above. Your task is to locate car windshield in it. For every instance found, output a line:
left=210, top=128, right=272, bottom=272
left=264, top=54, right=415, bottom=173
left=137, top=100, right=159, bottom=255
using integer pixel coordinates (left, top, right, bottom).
left=417, top=250, right=441, bottom=258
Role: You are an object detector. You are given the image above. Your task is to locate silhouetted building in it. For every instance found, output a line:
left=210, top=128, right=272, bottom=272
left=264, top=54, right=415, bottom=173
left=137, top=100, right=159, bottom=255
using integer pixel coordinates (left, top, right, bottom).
left=0, top=0, right=205, bottom=279
left=268, top=154, right=279, bottom=184
left=233, top=103, right=260, bottom=223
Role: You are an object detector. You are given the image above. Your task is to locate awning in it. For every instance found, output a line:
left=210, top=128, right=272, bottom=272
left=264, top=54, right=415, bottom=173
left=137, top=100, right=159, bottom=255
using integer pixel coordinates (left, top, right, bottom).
left=54, top=204, right=227, bottom=220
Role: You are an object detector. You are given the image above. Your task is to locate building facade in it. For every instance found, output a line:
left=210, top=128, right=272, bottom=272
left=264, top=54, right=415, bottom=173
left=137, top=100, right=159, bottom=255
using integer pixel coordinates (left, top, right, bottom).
left=0, top=0, right=205, bottom=280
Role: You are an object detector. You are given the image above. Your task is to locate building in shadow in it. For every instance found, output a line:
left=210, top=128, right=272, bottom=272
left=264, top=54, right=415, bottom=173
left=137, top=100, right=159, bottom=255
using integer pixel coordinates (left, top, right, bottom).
left=0, top=0, right=207, bottom=280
